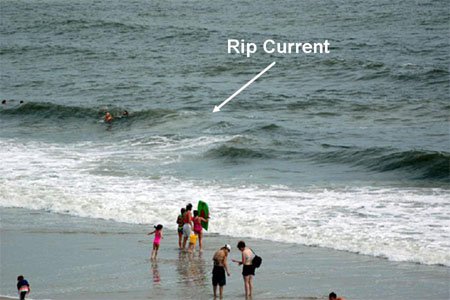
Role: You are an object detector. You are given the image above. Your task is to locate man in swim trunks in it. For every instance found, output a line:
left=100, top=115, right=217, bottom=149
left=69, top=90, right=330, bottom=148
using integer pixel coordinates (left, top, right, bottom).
left=212, top=244, right=231, bottom=299
left=182, top=203, right=193, bottom=250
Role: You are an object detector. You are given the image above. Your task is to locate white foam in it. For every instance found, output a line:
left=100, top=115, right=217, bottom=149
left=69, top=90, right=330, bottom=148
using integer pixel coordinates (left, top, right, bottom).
left=1, top=139, right=449, bottom=266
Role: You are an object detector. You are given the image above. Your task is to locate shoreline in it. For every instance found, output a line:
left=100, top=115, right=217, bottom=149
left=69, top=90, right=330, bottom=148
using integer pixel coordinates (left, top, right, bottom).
left=1, top=208, right=449, bottom=300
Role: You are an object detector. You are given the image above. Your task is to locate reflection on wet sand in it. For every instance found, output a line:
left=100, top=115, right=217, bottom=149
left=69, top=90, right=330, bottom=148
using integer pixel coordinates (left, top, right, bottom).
left=151, top=261, right=161, bottom=284
left=176, top=250, right=210, bottom=297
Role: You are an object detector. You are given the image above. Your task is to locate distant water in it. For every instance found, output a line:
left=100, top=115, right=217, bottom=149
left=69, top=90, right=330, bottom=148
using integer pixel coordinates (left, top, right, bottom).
left=1, top=0, right=449, bottom=266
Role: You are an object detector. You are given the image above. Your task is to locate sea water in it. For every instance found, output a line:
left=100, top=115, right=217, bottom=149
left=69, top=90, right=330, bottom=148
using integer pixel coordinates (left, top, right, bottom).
left=1, top=0, right=449, bottom=267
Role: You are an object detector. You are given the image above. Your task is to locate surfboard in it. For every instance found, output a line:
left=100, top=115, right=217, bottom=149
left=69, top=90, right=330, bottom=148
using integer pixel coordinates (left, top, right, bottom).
left=197, top=200, right=209, bottom=230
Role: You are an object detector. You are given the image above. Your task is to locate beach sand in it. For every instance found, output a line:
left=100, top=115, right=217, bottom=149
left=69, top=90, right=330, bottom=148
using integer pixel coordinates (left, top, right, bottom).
left=1, top=208, right=449, bottom=300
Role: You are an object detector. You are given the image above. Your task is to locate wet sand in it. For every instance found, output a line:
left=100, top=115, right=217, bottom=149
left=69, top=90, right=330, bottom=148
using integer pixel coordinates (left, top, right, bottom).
left=1, top=208, right=449, bottom=299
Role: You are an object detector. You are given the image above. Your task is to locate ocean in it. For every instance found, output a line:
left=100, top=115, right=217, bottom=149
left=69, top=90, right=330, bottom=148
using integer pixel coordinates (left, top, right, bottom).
left=1, top=0, right=449, bottom=268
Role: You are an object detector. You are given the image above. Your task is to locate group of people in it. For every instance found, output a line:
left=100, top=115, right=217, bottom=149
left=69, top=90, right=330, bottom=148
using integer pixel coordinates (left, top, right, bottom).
left=176, top=203, right=208, bottom=253
left=146, top=204, right=346, bottom=299
left=212, top=241, right=257, bottom=299
left=16, top=224, right=344, bottom=300
left=147, top=203, right=209, bottom=260
left=146, top=203, right=258, bottom=298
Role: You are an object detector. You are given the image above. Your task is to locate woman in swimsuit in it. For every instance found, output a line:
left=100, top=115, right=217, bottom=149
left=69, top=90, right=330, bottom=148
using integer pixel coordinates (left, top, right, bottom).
left=232, top=240, right=255, bottom=298
left=193, top=210, right=208, bottom=251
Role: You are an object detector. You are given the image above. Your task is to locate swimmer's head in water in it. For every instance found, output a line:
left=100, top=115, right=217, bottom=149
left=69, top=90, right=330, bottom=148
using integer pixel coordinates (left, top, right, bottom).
left=104, top=112, right=113, bottom=122
left=1, top=100, right=6, bottom=104
left=154, top=224, right=163, bottom=230
left=122, top=110, right=129, bottom=116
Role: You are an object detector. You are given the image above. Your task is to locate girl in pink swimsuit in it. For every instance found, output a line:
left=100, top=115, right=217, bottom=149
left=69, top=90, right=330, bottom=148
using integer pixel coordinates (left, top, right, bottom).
left=193, top=210, right=208, bottom=251
left=147, top=224, right=163, bottom=260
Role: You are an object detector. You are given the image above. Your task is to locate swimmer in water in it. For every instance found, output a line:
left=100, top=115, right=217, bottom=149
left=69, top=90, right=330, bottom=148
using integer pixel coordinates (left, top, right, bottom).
left=104, top=112, right=113, bottom=123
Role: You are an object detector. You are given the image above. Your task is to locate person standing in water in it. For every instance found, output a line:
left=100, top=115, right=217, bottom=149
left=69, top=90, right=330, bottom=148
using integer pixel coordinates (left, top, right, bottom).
left=188, top=232, right=198, bottom=253
left=147, top=224, right=163, bottom=260
left=232, top=241, right=256, bottom=299
left=182, top=203, right=193, bottom=250
left=176, top=208, right=186, bottom=249
left=17, top=275, right=30, bottom=300
left=193, top=210, right=208, bottom=251
left=212, top=244, right=231, bottom=299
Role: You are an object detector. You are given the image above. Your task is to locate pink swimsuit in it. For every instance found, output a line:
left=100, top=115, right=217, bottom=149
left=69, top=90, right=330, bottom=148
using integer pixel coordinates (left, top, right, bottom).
left=153, top=230, right=162, bottom=245
left=193, top=217, right=203, bottom=234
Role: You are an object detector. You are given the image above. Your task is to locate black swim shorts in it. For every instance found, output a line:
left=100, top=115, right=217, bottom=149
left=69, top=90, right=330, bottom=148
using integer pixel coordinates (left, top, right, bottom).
left=212, top=265, right=226, bottom=286
left=242, top=264, right=255, bottom=276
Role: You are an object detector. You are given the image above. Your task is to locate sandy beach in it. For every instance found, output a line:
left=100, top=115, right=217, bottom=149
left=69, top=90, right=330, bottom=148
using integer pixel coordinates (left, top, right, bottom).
left=1, top=208, right=449, bottom=300
left=1, top=0, right=449, bottom=298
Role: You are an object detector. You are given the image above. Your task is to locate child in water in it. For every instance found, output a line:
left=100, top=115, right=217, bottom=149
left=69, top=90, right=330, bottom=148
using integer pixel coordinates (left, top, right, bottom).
left=17, top=275, right=30, bottom=300
left=177, top=208, right=186, bottom=249
left=188, top=232, right=198, bottom=253
left=147, top=224, right=163, bottom=260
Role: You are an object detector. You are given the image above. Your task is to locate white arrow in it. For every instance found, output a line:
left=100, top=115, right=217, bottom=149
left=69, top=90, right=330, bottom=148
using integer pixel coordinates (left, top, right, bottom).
left=213, top=61, right=276, bottom=113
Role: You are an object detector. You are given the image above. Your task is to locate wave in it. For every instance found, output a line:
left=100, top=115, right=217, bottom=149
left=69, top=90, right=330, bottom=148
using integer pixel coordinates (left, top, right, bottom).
left=0, top=151, right=448, bottom=267
left=392, top=68, right=449, bottom=83
left=27, top=18, right=148, bottom=33
left=260, top=123, right=281, bottom=131
left=0, top=101, right=180, bottom=125
left=372, top=150, right=449, bottom=180
left=205, top=145, right=272, bottom=160
left=1, top=102, right=98, bottom=119
left=313, top=146, right=450, bottom=181
left=0, top=137, right=449, bottom=267
left=0, top=44, right=97, bottom=57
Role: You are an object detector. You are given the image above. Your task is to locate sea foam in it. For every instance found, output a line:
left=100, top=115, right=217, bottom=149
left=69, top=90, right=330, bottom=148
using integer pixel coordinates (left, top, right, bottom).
left=1, top=139, right=449, bottom=266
